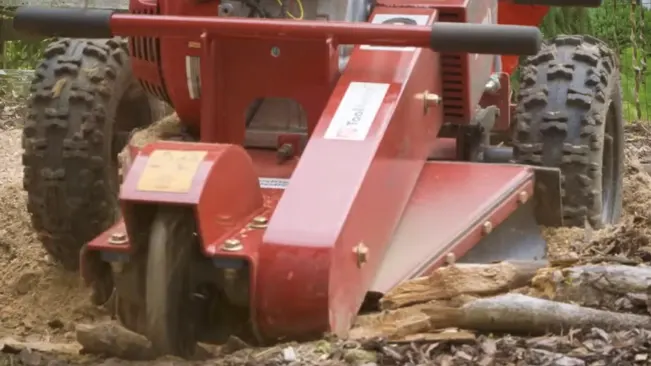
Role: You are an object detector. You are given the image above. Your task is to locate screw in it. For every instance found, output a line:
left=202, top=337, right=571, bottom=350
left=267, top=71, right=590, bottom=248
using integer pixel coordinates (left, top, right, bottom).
left=222, top=239, right=243, bottom=252
left=415, top=91, right=442, bottom=115
left=353, top=242, right=369, bottom=267
left=445, top=252, right=456, bottom=265
left=108, top=232, right=127, bottom=245
left=518, top=191, right=529, bottom=204
left=482, top=221, right=493, bottom=235
left=271, top=46, right=281, bottom=57
left=249, top=216, right=268, bottom=229
left=253, top=216, right=268, bottom=225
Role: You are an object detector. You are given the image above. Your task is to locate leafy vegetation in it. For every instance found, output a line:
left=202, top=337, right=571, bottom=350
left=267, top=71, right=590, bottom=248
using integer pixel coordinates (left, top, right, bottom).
left=539, top=1, right=650, bottom=120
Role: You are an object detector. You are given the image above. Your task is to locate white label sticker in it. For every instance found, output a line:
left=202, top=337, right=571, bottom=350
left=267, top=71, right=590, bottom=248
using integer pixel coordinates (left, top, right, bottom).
left=259, top=177, right=289, bottom=189
left=360, top=14, right=430, bottom=52
left=323, top=82, right=389, bottom=141
left=185, top=56, right=201, bottom=100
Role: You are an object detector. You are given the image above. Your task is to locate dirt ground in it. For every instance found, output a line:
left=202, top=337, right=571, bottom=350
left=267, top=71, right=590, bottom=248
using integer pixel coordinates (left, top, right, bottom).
left=3, top=93, right=651, bottom=365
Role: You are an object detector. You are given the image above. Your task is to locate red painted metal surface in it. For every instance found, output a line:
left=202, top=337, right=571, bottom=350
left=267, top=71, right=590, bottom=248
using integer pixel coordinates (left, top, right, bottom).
left=115, top=14, right=441, bottom=137
left=371, top=161, right=534, bottom=293
left=128, top=0, right=548, bottom=130
left=87, top=220, right=130, bottom=254
left=377, top=0, right=496, bottom=126
left=498, top=2, right=549, bottom=75
left=111, top=14, right=436, bottom=42
left=79, top=0, right=551, bottom=344
left=120, top=141, right=264, bottom=255
left=250, top=7, right=442, bottom=341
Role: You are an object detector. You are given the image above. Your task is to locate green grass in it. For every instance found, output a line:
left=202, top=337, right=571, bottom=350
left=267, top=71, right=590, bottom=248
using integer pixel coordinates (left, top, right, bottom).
left=620, top=47, right=651, bottom=121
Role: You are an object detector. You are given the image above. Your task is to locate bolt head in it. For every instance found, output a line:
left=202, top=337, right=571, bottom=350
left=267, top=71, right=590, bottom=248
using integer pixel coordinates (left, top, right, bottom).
left=518, top=191, right=529, bottom=204
left=253, top=216, right=268, bottom=225
left=108, top=232, right=127, bottom=245
left=482, top=221, right=493, bottom=235
left=222, top=238, right=243, bottom=252
left=353, top=242, right=369, bottom=266
left=425, top=93, right=442, bottom=105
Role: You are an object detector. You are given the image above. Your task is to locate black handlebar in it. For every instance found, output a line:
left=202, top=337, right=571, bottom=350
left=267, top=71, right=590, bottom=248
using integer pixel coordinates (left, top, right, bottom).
left=431, top=23, right=541, bottom=55
left=14, top=7, right=116, bottom=38
left=14, top=7, right=541, bottom=56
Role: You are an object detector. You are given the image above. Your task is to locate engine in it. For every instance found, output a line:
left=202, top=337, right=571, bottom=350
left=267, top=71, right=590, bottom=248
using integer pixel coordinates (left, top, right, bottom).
left=129, top=0, right=371, bottom=147
left=218, top=1, right=369, bottom=68
left=216, top=1, right=369, bottom=22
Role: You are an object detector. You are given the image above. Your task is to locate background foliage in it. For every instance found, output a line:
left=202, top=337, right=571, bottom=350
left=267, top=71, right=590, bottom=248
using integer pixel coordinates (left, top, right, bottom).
left=0, top=2, right=649, bottom=119
left=538, top=1, right=650, bottom=120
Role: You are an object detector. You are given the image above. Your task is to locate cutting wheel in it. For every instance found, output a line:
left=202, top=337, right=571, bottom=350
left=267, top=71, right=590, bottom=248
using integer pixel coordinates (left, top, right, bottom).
left=146, top=206, right=198, bottom=357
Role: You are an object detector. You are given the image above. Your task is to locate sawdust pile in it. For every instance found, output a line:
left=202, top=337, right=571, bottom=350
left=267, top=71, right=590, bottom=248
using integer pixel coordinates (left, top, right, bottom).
left=545, top=122, right=651, bottom=264
left=2, top=121, right=651, bottom=365
left=0, top=131, right=108, bottom=345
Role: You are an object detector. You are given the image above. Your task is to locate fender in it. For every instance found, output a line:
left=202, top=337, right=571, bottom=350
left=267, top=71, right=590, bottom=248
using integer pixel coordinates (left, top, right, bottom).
left=498, top=2, right=549, bottom=75
left=88, top=141, right=264, bottom=256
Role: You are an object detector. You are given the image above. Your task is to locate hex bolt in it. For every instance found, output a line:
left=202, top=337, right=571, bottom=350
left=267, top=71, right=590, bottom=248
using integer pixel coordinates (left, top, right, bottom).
left=108, top=232, right=127, bottom=245
left=482, top=221, right=493, bottom=235
left=518, top=191, right=529, bottom=204
left=445, top=252, right=456, bottom=265
left=353, top=242, right=369, bottom=268
left=271, top=46, right=281, bottom=57
left=249, top=216, right=269, bottom=229
left=222, top=238, right=243, bottom=252
left=415, top=91, right=442, bottom=115
left=253, top=216, right=268, bottom=225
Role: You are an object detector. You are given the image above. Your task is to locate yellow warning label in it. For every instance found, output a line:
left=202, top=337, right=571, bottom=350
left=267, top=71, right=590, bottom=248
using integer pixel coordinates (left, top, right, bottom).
left=137, top=150, right=207, bottom=193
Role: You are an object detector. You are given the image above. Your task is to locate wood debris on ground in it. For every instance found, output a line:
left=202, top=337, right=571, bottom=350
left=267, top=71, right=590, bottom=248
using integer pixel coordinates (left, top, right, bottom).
left=4, top=117, right=651, bottom=365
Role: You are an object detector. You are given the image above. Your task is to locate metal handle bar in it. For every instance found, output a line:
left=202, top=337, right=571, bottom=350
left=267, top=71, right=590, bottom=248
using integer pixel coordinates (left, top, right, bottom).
left=14, top=7, right=542, bottom=55
left=511, top=0, right=602, bottom=7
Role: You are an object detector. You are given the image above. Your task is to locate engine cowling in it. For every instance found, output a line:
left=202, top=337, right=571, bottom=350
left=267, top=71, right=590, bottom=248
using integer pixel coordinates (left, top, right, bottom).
left=128, top=0, right=371, bottom=127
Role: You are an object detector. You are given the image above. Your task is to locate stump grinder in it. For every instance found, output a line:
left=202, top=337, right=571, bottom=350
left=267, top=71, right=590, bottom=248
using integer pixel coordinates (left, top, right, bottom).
left=14, top=0, right=624, bottom=358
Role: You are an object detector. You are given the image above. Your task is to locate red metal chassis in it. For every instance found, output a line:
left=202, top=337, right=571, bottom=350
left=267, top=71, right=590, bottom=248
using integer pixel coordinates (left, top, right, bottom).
left=82, top=1, right=546, bottom=342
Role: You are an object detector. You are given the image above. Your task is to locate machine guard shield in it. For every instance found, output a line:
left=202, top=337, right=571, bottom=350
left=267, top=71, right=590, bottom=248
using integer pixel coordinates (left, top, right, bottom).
left=119, top=141, right=264, bottom=253
left=370, top=161, right=537, bottom=294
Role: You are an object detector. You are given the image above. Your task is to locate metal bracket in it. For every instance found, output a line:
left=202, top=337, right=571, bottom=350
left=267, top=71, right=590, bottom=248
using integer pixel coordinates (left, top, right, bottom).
left=531, top=166, right=564, bottom=227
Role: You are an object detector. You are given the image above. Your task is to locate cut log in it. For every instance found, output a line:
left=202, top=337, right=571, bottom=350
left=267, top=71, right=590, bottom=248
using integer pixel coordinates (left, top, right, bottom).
left=380, top=261, right=548, bottom=310
left=351, top=297, right=475, bottom=340
left=350, top=303, right=433, bottom=340
left=423, top=294, right=651, bottom=335
left=75, top=322, right=155, bottom=360
left=352, top=294, right=651, bottom=341
left=0, top=337, right=81, bottom=354
left=529, top=265, right=651, bottom=312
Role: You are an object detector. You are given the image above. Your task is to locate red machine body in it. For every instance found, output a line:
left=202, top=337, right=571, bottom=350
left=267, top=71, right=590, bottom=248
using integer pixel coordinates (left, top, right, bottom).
left=128, top=0, right=549, bottom=128
left=11, top=0, right=556, bottom=346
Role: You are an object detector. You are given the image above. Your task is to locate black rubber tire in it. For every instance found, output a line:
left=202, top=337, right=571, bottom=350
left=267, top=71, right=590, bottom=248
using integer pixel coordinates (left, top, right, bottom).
left=513, top=35, right=624, bottom=229
left=22, top=38, right=154, bottom=271
left=146, top=206, right=198, bottom=358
